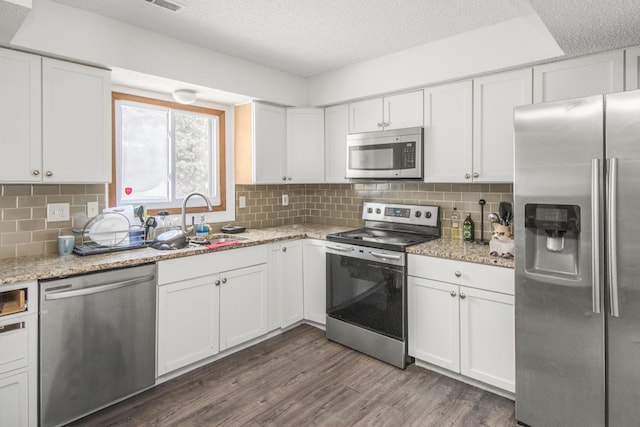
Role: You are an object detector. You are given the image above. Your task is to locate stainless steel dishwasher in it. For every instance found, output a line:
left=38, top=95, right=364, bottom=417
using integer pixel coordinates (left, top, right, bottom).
left=39, top=263, right=157, bottom=427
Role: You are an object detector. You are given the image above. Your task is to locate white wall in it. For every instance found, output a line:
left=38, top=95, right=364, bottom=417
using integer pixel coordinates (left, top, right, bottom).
left=306, top=14, right=564, bottom=106
left=11, top=0, right=306, bottom=106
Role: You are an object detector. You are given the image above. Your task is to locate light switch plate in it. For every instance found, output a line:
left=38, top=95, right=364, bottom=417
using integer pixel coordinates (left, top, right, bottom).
left=87, top=201, right=99, bottom=217
left=47, top=203, right=70, bottom=222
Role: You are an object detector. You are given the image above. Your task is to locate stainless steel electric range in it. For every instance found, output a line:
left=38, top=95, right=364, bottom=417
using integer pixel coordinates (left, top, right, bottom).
left=325, top=202, right=440, bottom=368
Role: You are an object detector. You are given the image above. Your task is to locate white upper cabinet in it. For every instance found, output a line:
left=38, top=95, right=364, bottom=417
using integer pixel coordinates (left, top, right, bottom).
left=235, top=103, right=324, bottom=184
left=286, top=108, right=325, bottom=183
left=423, top=81, right=473, bottom=183
left=0, top=50, right=111, bottom=184
left=625, top=46, right=640, bottom=91
left=0, top=48, right=42, bottom=183
left=253, top=102, right=287, bottom=183
left=533, top=50, right=624, bottom=103
left=384, top=91, right=424, bottom=130
left=324, top=104, right=349, bottom=183
left=472, top=69, right=532, bottom=182
left=348, top=98, right=381, bottom=133
left=348, top=90, right=423, bottom=133
left=42, top=58, right=111, bottom=183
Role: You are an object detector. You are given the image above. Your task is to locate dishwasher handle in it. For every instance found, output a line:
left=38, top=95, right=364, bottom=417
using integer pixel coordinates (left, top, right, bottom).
left=44, top=275, right=155, bottom=300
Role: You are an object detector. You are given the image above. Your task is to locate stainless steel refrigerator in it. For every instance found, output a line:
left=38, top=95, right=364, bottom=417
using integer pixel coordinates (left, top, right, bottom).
left=514, top=89, right=640, bottom=427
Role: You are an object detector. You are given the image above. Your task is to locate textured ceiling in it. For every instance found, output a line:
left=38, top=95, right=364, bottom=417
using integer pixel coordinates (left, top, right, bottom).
left=529, top=0, right=640, bottom=57
left=39, top=0, right=640, bottom=104
left=50, top=0, right=536, bottom=77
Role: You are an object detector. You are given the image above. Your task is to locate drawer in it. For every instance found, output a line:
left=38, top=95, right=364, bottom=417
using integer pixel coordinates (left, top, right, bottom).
left=0, top=281, right=38, bottom=317
left=158, top=244, right=268, bottom=285
left=408, top=255, right=514, bottom=295
left=0, top=315, right=35, bottom=375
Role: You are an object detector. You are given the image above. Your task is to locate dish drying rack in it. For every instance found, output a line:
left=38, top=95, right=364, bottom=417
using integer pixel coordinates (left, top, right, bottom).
left=72, top=212, right=148, bottom=256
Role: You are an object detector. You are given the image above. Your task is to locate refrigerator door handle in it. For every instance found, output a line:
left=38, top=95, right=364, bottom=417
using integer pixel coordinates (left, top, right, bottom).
left=608, top=157, right=620, bottom=317
left=591, top=159, right=601, bottom=314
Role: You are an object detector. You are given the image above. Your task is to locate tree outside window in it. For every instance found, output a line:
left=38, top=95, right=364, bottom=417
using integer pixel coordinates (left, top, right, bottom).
left=111, top=92, right=226, bottom=214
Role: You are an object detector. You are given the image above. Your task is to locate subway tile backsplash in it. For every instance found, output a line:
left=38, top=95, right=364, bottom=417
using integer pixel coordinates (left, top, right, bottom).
left=0, top=182, right=512, bottom=259
left=235, top=182, right=513, bottom=239
left=0, top=184, right=105, bottom=258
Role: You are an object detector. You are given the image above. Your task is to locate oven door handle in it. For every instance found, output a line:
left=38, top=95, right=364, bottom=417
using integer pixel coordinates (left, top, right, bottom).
left=326, top=244, right=354, bottom=252
left=369, top=251, right=402, bottom=261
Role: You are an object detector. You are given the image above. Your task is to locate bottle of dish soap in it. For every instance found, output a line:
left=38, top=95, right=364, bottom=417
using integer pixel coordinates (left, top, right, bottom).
left=195, top=214, right=209, bottom=239
left=451, top=207, right=460, bottom=240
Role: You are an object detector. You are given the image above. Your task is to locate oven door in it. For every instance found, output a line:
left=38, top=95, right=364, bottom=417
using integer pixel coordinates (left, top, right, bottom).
left=326, top=247, right=406, bottom=341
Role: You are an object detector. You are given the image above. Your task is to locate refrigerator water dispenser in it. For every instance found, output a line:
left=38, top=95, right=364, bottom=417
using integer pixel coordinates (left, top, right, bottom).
left=524, top=204, right=581, bottom=277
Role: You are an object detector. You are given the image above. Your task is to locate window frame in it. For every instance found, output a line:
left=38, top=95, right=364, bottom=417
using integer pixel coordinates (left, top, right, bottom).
left=110, top=92, right=226, bottom=216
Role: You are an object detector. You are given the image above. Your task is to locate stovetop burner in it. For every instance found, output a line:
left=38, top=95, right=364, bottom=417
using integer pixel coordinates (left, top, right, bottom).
left=326, top=202, right=441, bottom=252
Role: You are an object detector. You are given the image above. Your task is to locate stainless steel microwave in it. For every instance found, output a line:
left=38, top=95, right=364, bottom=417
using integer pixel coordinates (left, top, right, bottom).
left=346, top=127, right=423, bottom=179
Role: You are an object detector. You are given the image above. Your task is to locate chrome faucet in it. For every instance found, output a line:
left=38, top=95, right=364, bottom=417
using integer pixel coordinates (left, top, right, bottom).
left=181, top=192, right=213, bottom=234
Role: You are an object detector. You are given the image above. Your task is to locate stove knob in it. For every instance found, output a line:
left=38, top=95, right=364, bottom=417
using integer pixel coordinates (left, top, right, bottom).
left=376, top=208, right=381, bottom=214
left=367, top=207, right=373, bottom=214
left=425, top=211, right=432, bottom=219
left=414, top=211, right=422, bottom=218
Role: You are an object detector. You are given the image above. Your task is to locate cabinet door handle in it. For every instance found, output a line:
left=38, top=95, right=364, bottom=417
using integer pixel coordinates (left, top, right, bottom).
left=450, top=290, right=457, bottom=297
left=287, top=177, right=292, bottom=181
left=32, top=169, right=40, bottom=176
left=221, top=277, right=227, bottom=284
left=282, top=176, right=287, bottom=181
left=282, top=247, right=287, bottom=252
left=215, top=280, right=220, bottom=286
left=454, top=271, right=462, bottom=277
left=377, top=122, right=384, bottom=128
left=473, top=172, right=479, bottom=178
left=0, top=321, right=25, bottom=334
left=464, top=173, right=471, bottom=179
left=45, top=171, right=53, bottom=177
left=459, top=292, right=467, bottom=299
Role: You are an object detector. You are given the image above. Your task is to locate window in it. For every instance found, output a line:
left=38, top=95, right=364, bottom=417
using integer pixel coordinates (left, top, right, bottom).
left=111, top=92, right=226, bottom=214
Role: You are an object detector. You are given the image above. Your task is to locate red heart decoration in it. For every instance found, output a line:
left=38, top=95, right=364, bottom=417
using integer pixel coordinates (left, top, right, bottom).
left=124, top=187, right=133, bottom=195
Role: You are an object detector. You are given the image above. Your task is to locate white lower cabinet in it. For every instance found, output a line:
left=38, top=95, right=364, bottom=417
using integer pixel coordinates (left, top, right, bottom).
left=0, top=372, right=29, bottom=427
left=409, top=277, right=460, bottom=372
left=157, top=246, right=268, bottom=376
left=157, top=275, right=220, bottom=376
left=408, top=255, right=515, bottom=393
left=219, top=264, right=268, bottom=351
left=302, top=239, right=327, bottom=325
left=0, top=281, right=38, bottom=427
left=269, top=240, right=304, bottom=329
left=459, top=286, right=514, bottom=392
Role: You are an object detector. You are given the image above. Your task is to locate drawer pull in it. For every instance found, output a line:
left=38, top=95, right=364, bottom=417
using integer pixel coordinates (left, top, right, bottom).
left=454, top=271, right=462, bottom=278
left=0, top=321, right=25, bottom=334
left=460, top=292, right=467, bottom=299
left=450, top=290, right=457, bottom=297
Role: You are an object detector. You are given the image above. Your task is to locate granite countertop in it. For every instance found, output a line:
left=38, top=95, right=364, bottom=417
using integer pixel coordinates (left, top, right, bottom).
left=0, top=224, right=513, bottom=286
left=406, top=238, right=515, bottom=269
left=0, top=223, right=353, bottom=286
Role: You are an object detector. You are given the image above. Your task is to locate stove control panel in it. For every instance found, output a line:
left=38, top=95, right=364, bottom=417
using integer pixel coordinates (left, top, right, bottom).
left=362, top=202, right=439, bottom=227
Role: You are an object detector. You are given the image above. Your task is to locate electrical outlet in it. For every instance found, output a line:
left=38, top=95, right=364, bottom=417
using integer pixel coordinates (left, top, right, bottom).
left=87, top=201, right=99, bottom=217
left=47, top=203, right=70, bottom=222
left=282, top=194, right=289, bottom=206
left=239, top=196, right=246, bottom=208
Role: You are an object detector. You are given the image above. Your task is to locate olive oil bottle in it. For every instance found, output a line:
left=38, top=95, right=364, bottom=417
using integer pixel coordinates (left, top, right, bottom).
left=463, top=213, right=474, bottom=242
left=451, top=207, right=460, bottom=239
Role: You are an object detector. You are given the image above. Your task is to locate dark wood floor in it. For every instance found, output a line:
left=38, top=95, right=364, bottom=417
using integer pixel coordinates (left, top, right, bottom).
left=71, top=324, right=515, bottom=426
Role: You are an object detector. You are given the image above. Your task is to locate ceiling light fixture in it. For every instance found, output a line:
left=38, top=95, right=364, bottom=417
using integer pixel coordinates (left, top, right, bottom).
left=172, top=89, right=197, bottom=105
